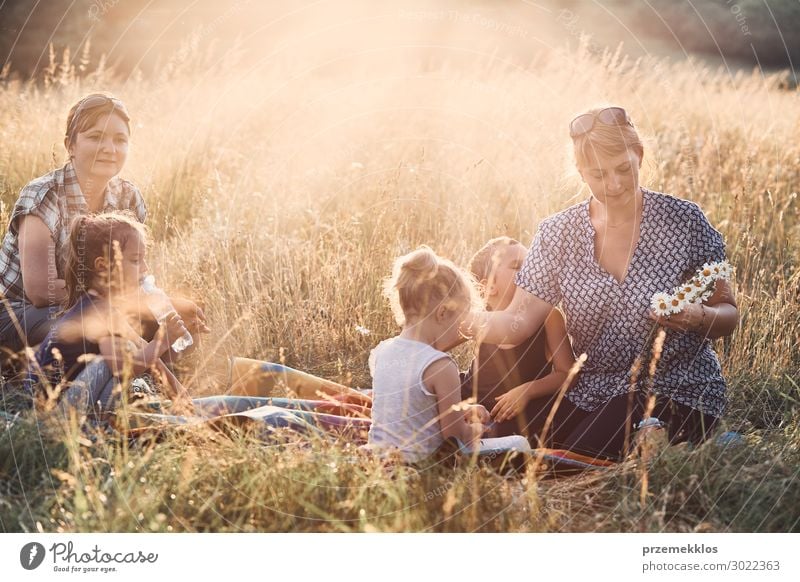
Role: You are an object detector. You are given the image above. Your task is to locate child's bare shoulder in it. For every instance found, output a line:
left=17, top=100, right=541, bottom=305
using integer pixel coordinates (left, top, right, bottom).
left=422, top=355, right=459, bottom=386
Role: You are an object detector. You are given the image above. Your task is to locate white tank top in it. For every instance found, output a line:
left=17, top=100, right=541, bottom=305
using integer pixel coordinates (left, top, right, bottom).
left=367, top=337, right=453, bottom=462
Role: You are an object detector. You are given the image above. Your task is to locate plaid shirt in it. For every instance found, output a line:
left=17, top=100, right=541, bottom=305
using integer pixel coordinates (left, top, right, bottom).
left=0, top=162, right=146, bottom=306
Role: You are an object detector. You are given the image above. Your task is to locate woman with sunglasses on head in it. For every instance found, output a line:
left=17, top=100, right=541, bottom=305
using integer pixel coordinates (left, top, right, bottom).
left=466, top=106, right=739, bottom=460
left=0, top=93, right=207, bottom=354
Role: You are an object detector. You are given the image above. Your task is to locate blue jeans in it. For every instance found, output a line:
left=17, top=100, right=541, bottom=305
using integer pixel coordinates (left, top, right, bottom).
left=0, top=301, right=59, bottom=353
left=60, top=358, right=119, bottom=414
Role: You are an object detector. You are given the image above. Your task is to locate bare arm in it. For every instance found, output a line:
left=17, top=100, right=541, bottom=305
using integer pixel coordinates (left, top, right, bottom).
left=702, top=279, right=739, bottom=338
left=17, top=215, right=66, bottom=307
left=98, top=334, right=170, bottom=378
left=98, top=313, right=188, bottom=378
left=169, top=295, right=210, bottom=335
left=470, top=286, right=554, bottom=347
left=424, top=358, right=483, bottom=447
left=491, top=309, right=577, bottom=422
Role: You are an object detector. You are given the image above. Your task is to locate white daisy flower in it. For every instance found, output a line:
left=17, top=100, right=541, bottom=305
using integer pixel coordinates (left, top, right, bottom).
left=688, top=277, right=708, bottom=296
left=697, top=287, right=714, bottom=303
left=672, top=287, right=691, bottom=304
left=673, top=283, right=698, bottom=303
left=654, top=259, right=734, bottom=320
left=697, top=263, right=719, bottom=285
left=651, top=292, right=672, bottom=317
left=668, top=295, right=686, bottom=314
left=704, top=262, right=722, bottom=277
left=716, top=261, right=733, bottom=281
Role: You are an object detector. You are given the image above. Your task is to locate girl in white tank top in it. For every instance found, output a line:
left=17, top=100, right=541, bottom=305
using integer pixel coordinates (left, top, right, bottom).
left=367, top=246, right=529, bottom=462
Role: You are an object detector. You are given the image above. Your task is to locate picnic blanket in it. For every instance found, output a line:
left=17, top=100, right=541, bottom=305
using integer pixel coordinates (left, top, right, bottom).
left=82, top=357, right=613, bottom=475
left=114, top=395, right=371, bottom=441
left=418, top=436, right=616, bottom=475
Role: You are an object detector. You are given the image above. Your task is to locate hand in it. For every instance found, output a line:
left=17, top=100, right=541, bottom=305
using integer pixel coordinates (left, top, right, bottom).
left=464, top=404, right=491, bottom=426
left=491, top=383, right=531, bottom=423
left=158, top=312, right=189, bottom=350
left=171, top=296, right=210, bottom=335
left=648, top=302, right=703, bottom=334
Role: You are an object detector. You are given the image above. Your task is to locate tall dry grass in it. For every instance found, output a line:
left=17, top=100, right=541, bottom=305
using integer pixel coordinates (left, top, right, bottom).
left=1, top=22, right=798, bottom=531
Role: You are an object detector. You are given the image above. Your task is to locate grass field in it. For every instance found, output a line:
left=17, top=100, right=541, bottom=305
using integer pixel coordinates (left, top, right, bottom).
left=1, top=6, right=799, bottom=532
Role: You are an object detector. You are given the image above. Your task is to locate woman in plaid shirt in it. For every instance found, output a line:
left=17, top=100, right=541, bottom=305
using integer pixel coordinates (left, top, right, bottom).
left=0, top=93, right=206, bottom=354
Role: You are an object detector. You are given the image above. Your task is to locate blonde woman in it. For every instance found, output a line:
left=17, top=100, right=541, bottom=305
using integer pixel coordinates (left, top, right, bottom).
left=468, top=107, right=739, bottom=460
left=0, top=93, right=206, bottom=353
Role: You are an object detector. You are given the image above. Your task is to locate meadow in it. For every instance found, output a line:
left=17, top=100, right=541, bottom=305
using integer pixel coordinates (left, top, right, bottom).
left=1, top=25, right=799, bottom=532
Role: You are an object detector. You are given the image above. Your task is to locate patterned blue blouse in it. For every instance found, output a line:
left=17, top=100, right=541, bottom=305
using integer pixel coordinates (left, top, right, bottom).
left=515, top=188, right=728, bottom=417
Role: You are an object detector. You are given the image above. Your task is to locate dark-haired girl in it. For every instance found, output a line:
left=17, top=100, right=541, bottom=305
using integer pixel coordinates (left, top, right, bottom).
left=30, top=212, right=192, bottom=413
left=0, top=93, right=206, bottom=353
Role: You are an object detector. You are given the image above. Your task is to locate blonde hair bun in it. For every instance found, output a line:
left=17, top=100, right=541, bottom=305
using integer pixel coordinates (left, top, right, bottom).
left=397, top=246, right=439, bottom=282
left=384, top=245, right=479, bottom=326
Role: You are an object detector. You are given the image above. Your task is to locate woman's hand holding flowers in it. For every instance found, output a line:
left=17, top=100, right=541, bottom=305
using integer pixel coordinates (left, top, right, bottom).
left=649, top=301, right=705, bottom=334
left=649, top=261, right=732, bottom=336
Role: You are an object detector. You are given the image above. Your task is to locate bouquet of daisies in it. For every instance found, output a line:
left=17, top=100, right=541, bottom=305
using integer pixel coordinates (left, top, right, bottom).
left=651, top=261, right=733, bottom=316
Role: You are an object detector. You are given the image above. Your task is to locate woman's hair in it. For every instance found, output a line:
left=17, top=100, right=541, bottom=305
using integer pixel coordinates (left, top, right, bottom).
left=384, top=246, right=480, bottom=326
left=571, top=106, right=643, bottom=169
left=64, top=93, right=131, bottom=150
left=63, top=212, right=148, bottom=309
left=469, top=236, right=521, bottom=282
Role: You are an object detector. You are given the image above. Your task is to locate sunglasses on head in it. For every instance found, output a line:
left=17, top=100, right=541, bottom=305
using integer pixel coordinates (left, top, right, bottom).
left=75, top=94, right=127, bottom=112
left=68, top=95, right=129, bottom=136
left=569, top=107, right=633, bottom=138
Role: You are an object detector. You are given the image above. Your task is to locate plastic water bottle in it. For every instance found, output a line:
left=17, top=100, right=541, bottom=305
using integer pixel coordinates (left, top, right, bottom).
left=141, top=275, right=193, bottom=352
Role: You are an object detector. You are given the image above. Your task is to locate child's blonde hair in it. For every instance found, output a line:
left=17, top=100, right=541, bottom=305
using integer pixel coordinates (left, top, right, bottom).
left=384, top=246, right=480, bottom=326
left=469, top=236, right=522, bottom=282
left=572, top=106, right=644, bottom=169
